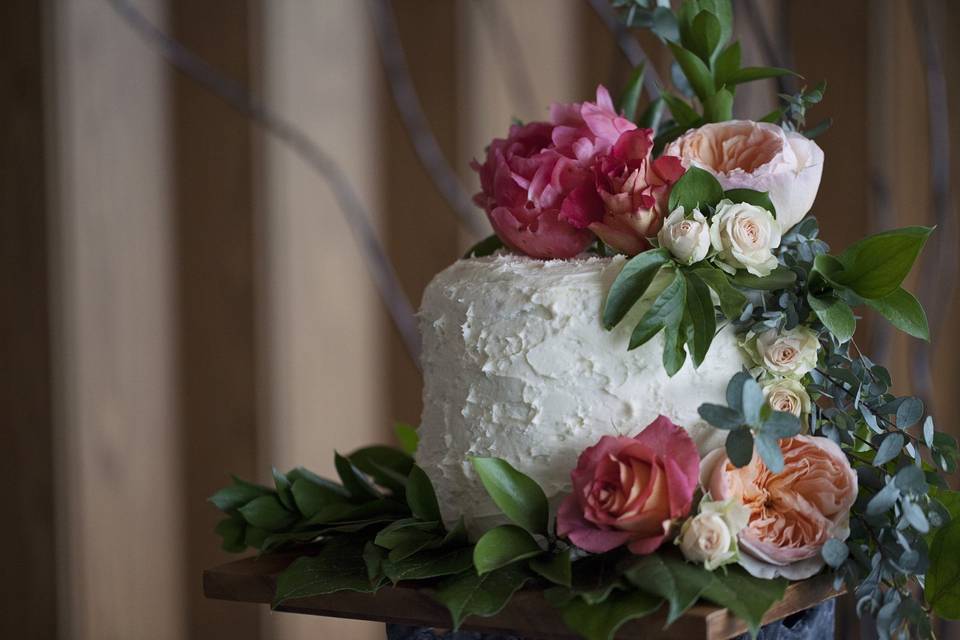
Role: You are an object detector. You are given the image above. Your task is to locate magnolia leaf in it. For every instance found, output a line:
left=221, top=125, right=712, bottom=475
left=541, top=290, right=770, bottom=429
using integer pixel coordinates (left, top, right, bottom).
left=629, top=271, right=687, bottom=350
left=703, top=87, right=733, bottom=123
left=726, top=428, right=754, bottom=468
left=689, top=266, right=747, bottom=319
left=349, top=445, right=414, bottom=494
left=473, top=525, right=543, bottom=575
left=471, top=457, right=549, bottom=535
left=432, top=565, right=532, bottom=630
left=374, top=518, right=440, bottom=549
left=274, top=538, right=380, bottom=606
left=406, top=464, right=442, bottom=522
left=334, top=452, right=381, bottom=501
left=560, top=590, right=663, bottom=640
left=603, top=249, right=671, bottom=329
left=732, top=266, right=796, bottom=290
left=874, top=432, right=905, bottom=466
left=209, top=477, right=272, bottom=512
left=723, top=188, right=776, bottom=218
left=668, top=167, right=724, bottom=213
left=808, top=293, right=855, bottom=343
left=668, top=42, right=715, bottom=102
left=463, top=234, right=504, bottom=259
left=698, top=403, right=744, bottom=430
left=926, top=519, right=960, bottom=619
left=238, top=495, right=297, bottom=532
left=623, top=555, right=711, bottom=625
left=530, top=549, right=572, bottom=588
left=833, top=226, right=933, bottom=299
left=618, top=63, right=646, bottom=121
left=383, top=546, right=475, bottom=583
left=866, top=287, right=929, bottom=341
left=684, top=271, right=717, bottom=367
left=701, top=567, right=787, bottom=637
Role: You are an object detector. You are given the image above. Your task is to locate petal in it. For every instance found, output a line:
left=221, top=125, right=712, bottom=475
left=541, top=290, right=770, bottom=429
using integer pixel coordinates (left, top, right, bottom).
left=559, top=184, right=605, bottom=229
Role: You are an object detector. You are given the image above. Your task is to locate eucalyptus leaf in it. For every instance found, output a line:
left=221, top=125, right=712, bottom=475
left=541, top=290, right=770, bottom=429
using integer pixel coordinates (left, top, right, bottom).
left=726, top=371, right=752, bottom=410
left=874, top=433, right=905, bottom=466
left=726, top=428, right=754, bottom=468
left=822, top=539, right=849, bottom=568
left=698, top=403, right=745, bottom=430
left=603, top=249, right=671, bottom=329
left=473, top=525, right=543, bottom=575
left=896, top=397, right=924, bottom=429
left=741, top=377, right=765, bottom=427
left=866, top=483, right=900, bottom=516
left=762, top=411, right=801, bottom=439
left=471, top=457, right=549, bottom=535
left=755, top=433, right=784, bottom=473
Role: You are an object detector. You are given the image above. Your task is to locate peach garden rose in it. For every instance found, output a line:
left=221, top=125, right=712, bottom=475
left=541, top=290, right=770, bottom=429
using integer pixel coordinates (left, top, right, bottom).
left=557, top=416, right=700, bottom=555
left=665, top=120, right=824, bottom=233
left=700, top=435, right=858, bottom=579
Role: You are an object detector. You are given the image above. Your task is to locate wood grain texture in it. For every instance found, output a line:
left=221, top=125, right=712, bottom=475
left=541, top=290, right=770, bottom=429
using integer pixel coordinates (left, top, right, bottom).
left=0, top=1, right=56, bottom=638
left=204, top=554, right=842, bottom=640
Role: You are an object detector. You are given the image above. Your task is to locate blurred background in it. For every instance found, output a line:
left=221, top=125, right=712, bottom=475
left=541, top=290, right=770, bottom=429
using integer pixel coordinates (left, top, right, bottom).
left=2, top=0, right=958, bottom=638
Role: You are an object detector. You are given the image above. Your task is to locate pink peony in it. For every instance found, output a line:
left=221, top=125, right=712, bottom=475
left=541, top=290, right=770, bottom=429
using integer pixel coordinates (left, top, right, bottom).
left=471, top=86, right=636, bottom=260
left=700, top=435, right=858, bottom=579
left=665, top=120, right=823, bottom=232
left=557, top=416, right=700, bottom=555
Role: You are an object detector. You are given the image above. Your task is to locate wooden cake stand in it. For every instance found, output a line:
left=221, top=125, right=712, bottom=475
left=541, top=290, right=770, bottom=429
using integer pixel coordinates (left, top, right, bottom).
left=204, top=553, right=843, bottom=639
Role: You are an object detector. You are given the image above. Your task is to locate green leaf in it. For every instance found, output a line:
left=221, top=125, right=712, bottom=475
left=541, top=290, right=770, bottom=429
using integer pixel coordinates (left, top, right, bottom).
left=334, top=452, right=381, bottom=501
left=215, top=516, right=247, bottom=553
left=273, top=468, right=295, bottom=511
left=866, top=287, right=930, bottom=341
left=394, top=422, right=419, bottom=454
left=689, top=267, right=746, bottom=319
left=701, top=567, right=787, bottom=637
left=808, top=293, right=855, bottom=342
left=698, top=403, right=744, bottom=429
left=722, top=188, right=776, bottom=218
left=303, top=498, right=408, bottom=526
left=726, top=66, right=798, bottom=85
left=662, top=319, right=688, bottom=377
left=603, top=249, right=671, bottom=329
left=473, top=525, right=543, bottom=575
left=618, top=63, right=646, bottom=121
left=762, top=411, right=801, bottom=439
left=667, top=166, right=724, bottom=213
left=470, top=457, right=549, bottom=535
left=703, top=87, right=733, bottom=123
left=383, top=546, right=475, bottom=583
left=209, top=477, right=271, bottom=512
left=349, top=445, right=414, bottom=494
left=274, top=537, right=380, bottom=606
left=661, top=93, right=701, bottom=128
left=560, top=590, right=662, bottom=640
left=689, top=10, right=722, bottom=63
left=732, top=266, right=797, bottom=290
left=629, top=271, right=687, bottom=350
left=363, top=541, right=385, bottom=584
left=291, top=478, right=349, bottom=519
left=463, top=234, right=504, bottom=259
left=755, top=433, right=784, bottom=473
left=623, top=555, right=712, bottom=625
left=432, top=565, right=532, bottom=630
left=714, top=42, right=741, bottom=87
left=832, top=226, right=933, bottom=299
left=874, top=432, right=905, bottom=466
left=726, top=428, right=754, bottom=468
left=677, top=0, right=733, bottom=52
left=238, top=495, right=296, bottom=532
left=530, top=549, right=572, bottom=588
left=406, top=464, right=442, bottom=522
left=927, top=519, right=960, bottom=618
left=668, top=41, right=715, bottom=102
left=374, top=518, right=440, bottom=549
left=683, top=272, right=716, bottom=367
left=637, top=96, right=665, bottom=130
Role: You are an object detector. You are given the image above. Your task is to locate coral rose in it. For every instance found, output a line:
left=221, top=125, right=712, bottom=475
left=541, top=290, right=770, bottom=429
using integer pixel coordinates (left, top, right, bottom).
left=557, top=416, right=700, bottom=554
left=665, top=120, right=824, bottom=233
left=700, top=435, right=858, bottom=579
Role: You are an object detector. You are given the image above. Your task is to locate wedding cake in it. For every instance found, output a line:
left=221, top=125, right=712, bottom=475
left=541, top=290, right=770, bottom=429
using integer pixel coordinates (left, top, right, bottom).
left=416, top=253, right=746, bottom=531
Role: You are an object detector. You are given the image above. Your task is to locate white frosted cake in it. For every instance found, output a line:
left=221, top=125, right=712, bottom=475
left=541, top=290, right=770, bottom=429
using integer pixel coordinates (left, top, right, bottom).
left=416, top=254, right=748, bottom=533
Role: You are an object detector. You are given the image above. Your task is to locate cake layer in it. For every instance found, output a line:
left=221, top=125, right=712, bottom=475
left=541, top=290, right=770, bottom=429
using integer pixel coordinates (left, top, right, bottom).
left=416, top=254, right=747, bottom=533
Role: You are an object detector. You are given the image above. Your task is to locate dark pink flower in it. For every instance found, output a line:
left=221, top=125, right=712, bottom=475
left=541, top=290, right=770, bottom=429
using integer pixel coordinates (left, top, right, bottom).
left=557, top=416, right=700, bottom=555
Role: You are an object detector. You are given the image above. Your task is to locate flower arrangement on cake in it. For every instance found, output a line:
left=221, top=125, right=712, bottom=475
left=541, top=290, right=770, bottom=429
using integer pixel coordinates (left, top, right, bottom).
left=211, top=2, right=957, bottom=638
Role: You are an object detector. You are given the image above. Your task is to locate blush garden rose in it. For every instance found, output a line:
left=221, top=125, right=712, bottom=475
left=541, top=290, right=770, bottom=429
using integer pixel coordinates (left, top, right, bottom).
left=762, top=377, right=812, bottom=419
left=745, top=326, right=820, bottom=379
left=677, top=497, right=750, bottom=571
left=700, top=436, right=858, bottom=579
left=658, top=207, right=711, bottom=265
left=665, top=120, right=824, bottom=232
left=709, top=200, right=782, bottom=276
left=557, top=416, right=699, bottom=555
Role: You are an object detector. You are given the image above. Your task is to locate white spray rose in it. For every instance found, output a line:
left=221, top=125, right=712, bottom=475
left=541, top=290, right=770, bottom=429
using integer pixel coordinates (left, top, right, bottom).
left=709, top=200, right=781, bottom=276
left=678, top=497, right=750, bottom=571
left=762, top=377, right=812, bottom=419
left=664, top=120, right=824, bottom=233
left=657, top=207, right=711, bottom=265
left=745, top=326, right=820, bottom=378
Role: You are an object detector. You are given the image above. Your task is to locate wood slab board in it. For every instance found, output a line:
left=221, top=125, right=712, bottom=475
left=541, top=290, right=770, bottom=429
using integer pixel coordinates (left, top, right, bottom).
left=203, top=553, right=842, bottom=640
